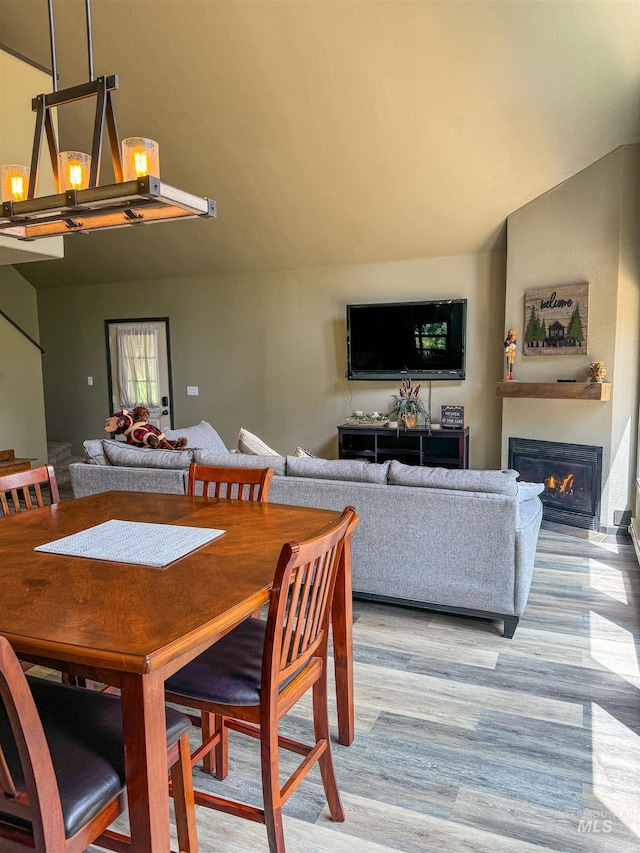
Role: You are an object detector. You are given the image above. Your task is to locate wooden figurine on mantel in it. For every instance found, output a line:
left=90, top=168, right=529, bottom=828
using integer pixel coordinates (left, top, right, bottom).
left=588, top=361, right=606, bottom=383
left=504, top=328, right=517, bottom=380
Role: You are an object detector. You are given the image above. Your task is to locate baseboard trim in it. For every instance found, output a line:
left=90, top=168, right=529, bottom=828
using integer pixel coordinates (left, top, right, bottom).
left=541, top=519, right=631, bottom=542
left=629, top=518, right=640, bottom=565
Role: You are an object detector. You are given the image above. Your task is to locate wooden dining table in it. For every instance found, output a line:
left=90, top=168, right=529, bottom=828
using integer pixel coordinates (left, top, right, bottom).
left=0, top=491, right=355, bottom=852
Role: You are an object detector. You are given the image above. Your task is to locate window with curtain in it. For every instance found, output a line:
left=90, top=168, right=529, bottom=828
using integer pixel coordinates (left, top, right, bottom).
left=414, top=321, right=448, bottom=362
left=116, top=324, right=160, bottom=409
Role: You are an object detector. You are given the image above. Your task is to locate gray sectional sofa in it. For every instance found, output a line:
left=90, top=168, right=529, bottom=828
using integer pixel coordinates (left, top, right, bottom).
left=70, top=422, right=544, bottom=637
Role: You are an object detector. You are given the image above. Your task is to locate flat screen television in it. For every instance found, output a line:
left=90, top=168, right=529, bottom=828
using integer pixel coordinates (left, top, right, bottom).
left=346, top=299, right=467, bottom=381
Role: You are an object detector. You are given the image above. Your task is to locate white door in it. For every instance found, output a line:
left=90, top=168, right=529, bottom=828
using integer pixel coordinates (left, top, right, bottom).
left=107, top=319, right=173, bottom=433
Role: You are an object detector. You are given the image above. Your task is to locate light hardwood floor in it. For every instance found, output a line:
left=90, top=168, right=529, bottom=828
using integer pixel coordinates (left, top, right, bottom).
left=81, top=523, right=639, bottom=851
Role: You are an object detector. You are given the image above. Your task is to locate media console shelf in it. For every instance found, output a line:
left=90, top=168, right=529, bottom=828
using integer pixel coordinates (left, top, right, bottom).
left=496, top=381, right=611, bottom=401
left=338, top=425, right=469, bottom=469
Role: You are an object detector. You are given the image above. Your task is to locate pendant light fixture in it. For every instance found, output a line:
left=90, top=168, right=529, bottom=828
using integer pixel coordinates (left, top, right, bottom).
left=0, top=0, right=215, bottom=241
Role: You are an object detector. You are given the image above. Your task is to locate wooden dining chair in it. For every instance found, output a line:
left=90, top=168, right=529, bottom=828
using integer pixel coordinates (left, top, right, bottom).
left=187, top=462, right=275, bottom=770
left=0, top=466, right=63, bottom=677
left=187, top=463, right=274, bottom=502
left=165, top=505, right=358, bottom=853
left=0, top=636, right=197, bottom=853
left=0, top=465, right=60, bottom=517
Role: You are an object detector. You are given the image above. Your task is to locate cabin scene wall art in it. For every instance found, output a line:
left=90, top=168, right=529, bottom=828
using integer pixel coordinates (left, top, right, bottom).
left=523, top=283, right=589, bottom=356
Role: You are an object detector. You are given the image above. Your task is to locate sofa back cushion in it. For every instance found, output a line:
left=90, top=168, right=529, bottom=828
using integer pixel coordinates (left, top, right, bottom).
left=388, top=461, right=519, bottom=496
left=193, top=448, right=286, bottom=476
left=84, top=438, right=110, bottom=466
left=103, top=440, right=193, bottom=469
left=163, top=421, right=228, bottom=453
left=286, top=456, right=389, bottom=485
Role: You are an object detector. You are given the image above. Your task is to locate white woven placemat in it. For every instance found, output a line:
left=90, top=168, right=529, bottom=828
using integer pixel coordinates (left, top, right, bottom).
left=34, top=519, right=225, bottom=568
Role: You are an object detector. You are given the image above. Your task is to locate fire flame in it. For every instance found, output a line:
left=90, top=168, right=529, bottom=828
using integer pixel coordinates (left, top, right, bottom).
left=545, top=473, right=574, bottom=495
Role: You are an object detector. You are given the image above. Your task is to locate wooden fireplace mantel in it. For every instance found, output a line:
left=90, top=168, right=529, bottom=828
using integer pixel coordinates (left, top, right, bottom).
left=496, top=381, right=611, bottom=401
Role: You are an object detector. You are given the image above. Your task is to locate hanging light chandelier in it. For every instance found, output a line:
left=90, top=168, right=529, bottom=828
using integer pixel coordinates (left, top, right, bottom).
left=0, top=0, right=215, bottom=241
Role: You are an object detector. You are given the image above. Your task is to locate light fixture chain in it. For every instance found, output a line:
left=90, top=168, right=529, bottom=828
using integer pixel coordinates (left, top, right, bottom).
left=85, top=0, right=94, bottom=81
left=47, top=0, right=57, bottom=92
left=47, top=0, right=95, bottom=89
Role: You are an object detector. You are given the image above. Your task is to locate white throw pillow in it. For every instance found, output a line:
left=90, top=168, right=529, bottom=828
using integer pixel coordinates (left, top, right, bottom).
left=237, top=427, right=281, bottom=456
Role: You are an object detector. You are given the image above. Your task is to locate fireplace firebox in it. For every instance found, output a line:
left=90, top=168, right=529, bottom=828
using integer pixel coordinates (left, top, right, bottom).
left=508, top=438, right=603, bottom=530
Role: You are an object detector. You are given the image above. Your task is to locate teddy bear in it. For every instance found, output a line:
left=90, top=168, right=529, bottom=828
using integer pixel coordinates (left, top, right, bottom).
left=105, top=406, right=187, bottom=450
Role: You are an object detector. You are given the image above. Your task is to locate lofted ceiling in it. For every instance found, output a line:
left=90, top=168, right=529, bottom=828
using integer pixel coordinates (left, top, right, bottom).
left=0, top=0, right=638, bottom=289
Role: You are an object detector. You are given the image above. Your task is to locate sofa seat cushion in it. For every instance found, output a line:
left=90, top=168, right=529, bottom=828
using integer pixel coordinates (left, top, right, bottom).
left=286, top=456, right=389, bottom=485
left=388, top=461, right=519, bottom=496
left=193, top=448, right=286, bottom=476
left=103, top=440, right=193, bottom=469
left=163, top=420, right=228, bottom=453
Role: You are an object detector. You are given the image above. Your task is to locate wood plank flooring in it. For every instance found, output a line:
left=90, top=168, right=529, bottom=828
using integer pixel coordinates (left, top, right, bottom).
left=82, top=524, right=639, bottom=851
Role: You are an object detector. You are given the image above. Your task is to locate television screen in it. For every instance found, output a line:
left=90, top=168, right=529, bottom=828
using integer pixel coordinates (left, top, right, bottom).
left=346, top=299, right=467, bottom=380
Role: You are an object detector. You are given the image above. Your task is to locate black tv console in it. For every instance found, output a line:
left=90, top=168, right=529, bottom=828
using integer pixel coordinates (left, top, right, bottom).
left=337, top=424, right=469, bottom=469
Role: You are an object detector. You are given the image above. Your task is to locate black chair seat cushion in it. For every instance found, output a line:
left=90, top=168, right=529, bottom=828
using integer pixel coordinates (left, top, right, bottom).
left=166, top=617, right=268, bottom=706
left=0, top=676, right=191, bottom=839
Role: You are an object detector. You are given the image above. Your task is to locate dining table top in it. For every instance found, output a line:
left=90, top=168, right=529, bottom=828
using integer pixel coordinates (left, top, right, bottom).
left=0, top=490, right=344, bottom=679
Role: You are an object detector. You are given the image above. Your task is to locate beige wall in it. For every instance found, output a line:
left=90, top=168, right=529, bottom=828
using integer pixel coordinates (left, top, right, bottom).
left=502, top=145, right=640, bottom=528
left=0, top=48, right=63, bottom=265
left=37, top=252, right=505, bottom=467
left=0, top=265, right=48, bottom=464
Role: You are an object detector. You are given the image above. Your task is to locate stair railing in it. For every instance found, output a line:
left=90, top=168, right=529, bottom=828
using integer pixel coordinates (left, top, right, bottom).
left=0, top=308, right=45, bottom=353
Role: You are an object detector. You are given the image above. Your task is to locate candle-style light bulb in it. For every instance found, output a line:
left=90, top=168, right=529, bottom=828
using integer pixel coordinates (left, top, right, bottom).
left=68, top=164, right=83, bottom=188
left=134, top=149, right=148, bottom=177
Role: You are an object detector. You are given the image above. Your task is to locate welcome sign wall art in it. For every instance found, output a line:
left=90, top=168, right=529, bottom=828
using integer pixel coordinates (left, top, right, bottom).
left=523, top=283, right=589, bottom=357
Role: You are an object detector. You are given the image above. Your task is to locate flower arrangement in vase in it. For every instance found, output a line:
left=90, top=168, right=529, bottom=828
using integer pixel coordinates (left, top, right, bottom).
left=392, top=379, right=430, bottom=430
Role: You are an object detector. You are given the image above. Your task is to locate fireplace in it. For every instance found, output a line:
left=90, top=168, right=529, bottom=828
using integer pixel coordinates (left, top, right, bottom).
left=508, top=438, right=603, bottom=530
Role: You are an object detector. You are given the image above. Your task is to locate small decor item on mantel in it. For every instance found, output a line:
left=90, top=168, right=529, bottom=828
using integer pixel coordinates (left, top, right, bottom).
left=392, top=379, right=431, bottom=431
left=504, top=328, right=517, bottom=380
left=588, top=361, right=606, bottom=384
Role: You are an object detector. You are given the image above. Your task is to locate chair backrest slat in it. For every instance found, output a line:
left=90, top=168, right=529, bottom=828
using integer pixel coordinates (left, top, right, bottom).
left=0, top=466, right=59, bottom=518
left=0, top=742, right=17, bottom=797
left=188, top=464, right=274, bottom=502
left=265, top=507, right=358, bottom=690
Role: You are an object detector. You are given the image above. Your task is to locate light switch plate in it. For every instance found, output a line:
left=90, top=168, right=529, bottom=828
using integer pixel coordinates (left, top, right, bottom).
left=186, top=386, right=199, bottom=396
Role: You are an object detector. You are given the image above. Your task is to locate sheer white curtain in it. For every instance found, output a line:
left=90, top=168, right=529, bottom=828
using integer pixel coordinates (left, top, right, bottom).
left=116, top=324, right=160, bottom=409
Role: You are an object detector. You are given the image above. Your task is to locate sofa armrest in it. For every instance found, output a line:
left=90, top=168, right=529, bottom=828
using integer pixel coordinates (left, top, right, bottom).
left=513, top=496, right=544, bottom=614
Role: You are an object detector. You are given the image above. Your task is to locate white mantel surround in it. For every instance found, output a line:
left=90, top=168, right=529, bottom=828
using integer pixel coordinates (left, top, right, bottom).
left=501, top=146, right=640, bottom=532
